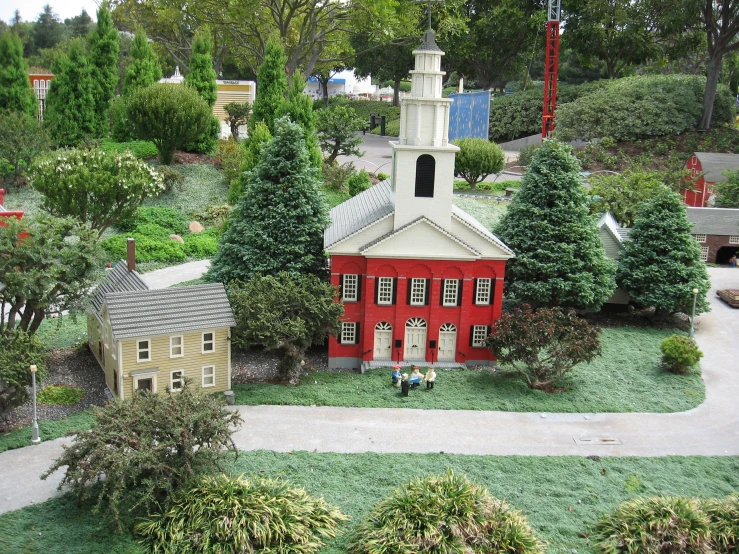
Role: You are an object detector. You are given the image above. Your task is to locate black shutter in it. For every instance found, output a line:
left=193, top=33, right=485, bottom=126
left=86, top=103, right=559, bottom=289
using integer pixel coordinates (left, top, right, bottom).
left=392, top=278, right=398, bottom=305
left=338, top=327, right=343, bottom=344
left=469, top=326, right=475, bottom=347
left=424, top=279, right=430, bottom=305
left=440, top=279, right=446, bottom=305
left=457, top=280, right=463, bottom=306
left=374, top=278, right=379, bottom=304
left=355, top=323, right=361, bottom=344
left=338, top=274, right=343, bottom=300
left=357, top=275, right=362, bottom=301
left=473, top=278, right=479, bottom=305
left=406, top=279, right=412, bottom=304
left=490, top=279, right=495, bottom=305
left=487, top=326, right=492, bottom=338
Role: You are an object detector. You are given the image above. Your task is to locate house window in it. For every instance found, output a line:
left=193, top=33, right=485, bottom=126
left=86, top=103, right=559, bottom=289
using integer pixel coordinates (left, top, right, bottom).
left=442, top=279, right=459, bottom=306
left=170, top=335, right=183, bottom=358
left=410, top=278, right=427, bottom=306
left=202, top=365, right=215, bottom=387
left=341, top=322, right=358, bottom=344
left=475, top=278, right=492, bottom=305
left=137, top=339, right=151, bottom=362
left=202, top=332, right=215, bottom=353
left=170, top=370, right=184, bottom=392
left=377, top=277, right=394, bottom=305
left=471, top=325, right=489, bottom=348
left=693, top=234, right=707, bottom=243
left=414, top=154, right=435, bottom=198
left=729, top=236, right=739, bottom=245
left=342, top=274, right=359, bottom=302
left=700, top=246, right=709, bottom=262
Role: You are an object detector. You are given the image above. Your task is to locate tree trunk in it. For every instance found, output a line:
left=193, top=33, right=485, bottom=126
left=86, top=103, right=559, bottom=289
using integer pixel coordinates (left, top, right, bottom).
left=276, top=344, right=306, bottom=385
left=393, top=77, right=401, bottom=107
left=321, top=80, right=329, bottom=106
left=700, top=52, right=724, bottom=130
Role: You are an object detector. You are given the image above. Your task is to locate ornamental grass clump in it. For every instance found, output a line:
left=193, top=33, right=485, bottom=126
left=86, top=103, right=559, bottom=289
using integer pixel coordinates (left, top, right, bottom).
left=136, top=474, right=347, bottom=554
left=594, top=496, right=712, bottom=554
left=702, top=494, right=739, bottom=553
left=347, top=470, right=544, bottom=554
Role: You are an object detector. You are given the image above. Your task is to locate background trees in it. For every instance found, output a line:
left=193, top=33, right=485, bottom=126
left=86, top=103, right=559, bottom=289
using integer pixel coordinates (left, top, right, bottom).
left=123, top=28, right=162, bottom=95
left=352, top=34, right=414, bottom=107
left=588, top=170, right=669, bottom=228
left=0, top=32, right=37, bottom=116
left=316, top=105, right=366, bottom=164
left=249, top=38, right=288, bottom=135
left=0, top=111, right=50, bottom=185
left=88, top=2, right=120, bottom=137
left=0, top=331, right=47, bottom=423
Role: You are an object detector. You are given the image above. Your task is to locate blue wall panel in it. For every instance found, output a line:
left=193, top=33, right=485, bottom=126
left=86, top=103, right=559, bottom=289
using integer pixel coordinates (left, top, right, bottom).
left=448, top=91, right=491, bottom=141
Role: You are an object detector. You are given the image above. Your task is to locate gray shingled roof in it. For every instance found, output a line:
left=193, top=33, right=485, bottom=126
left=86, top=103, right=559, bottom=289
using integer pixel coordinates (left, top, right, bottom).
left=687, top=207, right=739, bottom=235
left=360, top=216, right=481, bottom=255
left=104, top=283, right=235, bottom=339
left=89, top=261, right=149, bottom=319
left=694, top=152, right=739, bottom=183
left=324, top=180, right=394, bottom=248
left=415, top=29, right=443, bottom=52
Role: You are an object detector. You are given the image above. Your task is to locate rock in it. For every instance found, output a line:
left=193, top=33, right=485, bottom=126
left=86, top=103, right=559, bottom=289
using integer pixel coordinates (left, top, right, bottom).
left=169, top=234, right=184, bottom=243
left=189, top=221, right=205, bottom=233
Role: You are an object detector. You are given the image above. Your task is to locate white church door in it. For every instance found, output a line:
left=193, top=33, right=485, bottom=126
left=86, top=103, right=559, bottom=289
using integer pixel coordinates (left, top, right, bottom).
left=404, top=318, right=427, bottom=360
left=438, top=323, right=457, bottom=361
left=374, top=322, right=393, bottom=360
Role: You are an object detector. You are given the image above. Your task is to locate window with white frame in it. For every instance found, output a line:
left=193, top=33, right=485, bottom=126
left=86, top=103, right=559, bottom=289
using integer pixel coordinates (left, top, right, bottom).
left=471, top=325, right=488, bottom=348
left=443, top=279, right=459, bottom=306
left=693, top=234, right=707, bottom=243
left=137, top=339, right=151, bottom=362
left=730, top=236, right=739, bottom=245
left=342, top=274, right=358, bottom=301
left=377, top=277, right=393, bottom=305
left=202, top=332, right=215, bottom=353
left=170, top=370, right=184, bottom=392
left=341, top=322, right=357, bottom=344
left=170, top=335, right=183, bottom=358
left=700, top=246, right=709, bottom=261
left=202, top=365, right=215, bottom=387
left=410, top=278, right=426, bottom=306
left=476, top=278, right=492, bottom=305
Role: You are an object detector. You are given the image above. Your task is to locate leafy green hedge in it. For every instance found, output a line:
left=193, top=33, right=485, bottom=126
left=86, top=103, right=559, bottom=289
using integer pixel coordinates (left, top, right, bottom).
left=116, top=206, right=188, bottom=234
left=318, top=100, right=401, bottom=133
left=100, top=138, right=158, bottom=160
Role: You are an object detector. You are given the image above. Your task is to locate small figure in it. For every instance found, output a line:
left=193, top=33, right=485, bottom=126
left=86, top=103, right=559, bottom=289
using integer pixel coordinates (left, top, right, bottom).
left=730, top=255, right=737, bottom=268
left=409, top=366, right=423, bottom=388
left=400, top=373, right=410, bottom=397
left=424, top=367, right=436, bottom=390
left=391, top=365, right=402, bottom=387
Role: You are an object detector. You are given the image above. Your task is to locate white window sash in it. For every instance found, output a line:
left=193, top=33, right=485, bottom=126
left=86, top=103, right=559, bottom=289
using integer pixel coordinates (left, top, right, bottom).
left=170, top=335, right=184, bottom=358
left=137, top=339, right=151, bottom=362
left=202, top=331, right=215, bottom=354
left=472, top=326, right=487, bottom=348
left=170, top=370, right=184, bottom=392
left=729, top=236, right=739, bottom=245
left=443, top=279, right=458, bottom=306
left=377, top=277, right=393, bottom=305
left=342, top=274, right=358, bottom=302
left=202, top=365, right=215, bottom=387
left=476, top=279, right=492, bottom=305
left=341, top=322, right=356, bottom=344
left=411, top=278, right=426, bottom=306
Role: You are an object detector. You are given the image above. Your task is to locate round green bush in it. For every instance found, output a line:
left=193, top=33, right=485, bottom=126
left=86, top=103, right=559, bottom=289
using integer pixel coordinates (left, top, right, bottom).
left=101, top=233, right=186, bottom=263
left=660, top=335, right=703, bottom=374
left=347, top=470, right=544, bottom=554
left=346, top=169, right=371, bottom=197
left=136, top=474, right=347, bottom=554
left=117, top=206, right=188, bottom=234
left=702, top=494, right=739, bottom=553
left=183, top=229, right=219, bottom=258
left=452, top=137, right=505, bottom=188
left=594, top=496, right=712, bottom=554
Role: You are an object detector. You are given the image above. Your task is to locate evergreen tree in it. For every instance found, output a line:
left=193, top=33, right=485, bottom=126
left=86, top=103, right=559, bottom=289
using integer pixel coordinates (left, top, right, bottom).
left=89, top=2, right=120, bottom=136
left=616, top=190, right=711, bottom=316
left=185, top=31, right=217, bottom=107
left=494, top=140, right=616, bottom=311
left=123, top=28, right=162, bottom=96
left=277, top=74, right=322, bottom=168
left=207, top=117, right=328, bottom=283
left=32, top=5, right=63, bottom=52
left=0, top=32, right=37, bottom=117
left=44, top=40, right=96, bottom=147
left=249, top=38, right=288, bottom=135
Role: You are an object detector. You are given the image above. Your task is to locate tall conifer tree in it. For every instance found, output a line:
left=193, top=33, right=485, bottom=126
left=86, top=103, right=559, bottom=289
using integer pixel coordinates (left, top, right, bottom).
left=249, top=38, right=288, bottom=135
left=123, top=29, right=162, bottom=95
left=278, top=74, right=322, bottom=168
left=89, top=2, right=120, bottom=136
left=185, top=31, right=217, bottom=107
left=0, top=32, right=37, bottom=117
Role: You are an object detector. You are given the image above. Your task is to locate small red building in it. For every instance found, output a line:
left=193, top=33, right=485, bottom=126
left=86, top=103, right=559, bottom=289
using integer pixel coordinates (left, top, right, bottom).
left=28, top=68, right=54, bottom=120
left=324, top=30, right=514, bottom=371
left=683, top=152, right=739, bottom=207
left=0, top=188, right=24, bottom=225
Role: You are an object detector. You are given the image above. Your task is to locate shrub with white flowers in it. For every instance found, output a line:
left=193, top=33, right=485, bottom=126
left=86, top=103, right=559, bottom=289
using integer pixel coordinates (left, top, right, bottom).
left=31, top=148, right=165, bottom=237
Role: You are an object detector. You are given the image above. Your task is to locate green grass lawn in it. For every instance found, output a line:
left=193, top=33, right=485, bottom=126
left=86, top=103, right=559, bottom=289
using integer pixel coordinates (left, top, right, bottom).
left=0, top=410, right=95, bottom=454
left=453, top=195, right=508, bottom=230
left=2, top=453, right=737, bottom=554
left=35, top=316, right=88, bottom=351
left=234, top=327, right=704, bottom=413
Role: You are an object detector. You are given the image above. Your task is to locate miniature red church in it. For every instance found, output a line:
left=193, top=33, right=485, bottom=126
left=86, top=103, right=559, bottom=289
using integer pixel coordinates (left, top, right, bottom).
left=324, top=29, right=514, bottom=371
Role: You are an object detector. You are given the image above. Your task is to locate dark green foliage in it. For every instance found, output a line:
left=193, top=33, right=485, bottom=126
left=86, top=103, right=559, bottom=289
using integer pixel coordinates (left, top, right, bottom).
left=32, top=5, right=64, bottom=52
left=37, top=384, right=85, bottom=405
left=616, top=190, right=711, bottom=316
left=117, top=206, right=188, bottom=234
left=702, top=495, right=739, bottom=553
left=216, top=140, right=246, bottom=192
left=0, top=32, right=37, bottom=116
left=316, top=105, right=366, bottom=164
left=715, top=168, right=739, bottom=207
left=452, top=138, right=505, bottom=188
left=107, top=95, right=135, bottom=142
left=126, top=83, right=212, bottom=164
left=184, top=32, right=217, bottom=107
left=0, top=111, right=50, bottom=185
left=227, top=272, right=344, bottom=383
left=100, top=138, right=158, bottom=159
left=347, top=169, right=371, bottom=197
left=101, top=233, right=186, bottom=263
left=183, top=228, right=220, bottom=258
left=207, top=117, right=328, bottom=282
left=322, top=161, right=355, bottom=191
left=41, top=382, right=242, bottom=526
left=277, top=74, right=322, bottom=168
left=352, top=33, right=414, bottom=106
left=489, top=89, right=544, bottom=142
left=88, top=3, right=120, bottom=136
left=136, top=474, right=348, bottom=553
left=156, top=164, right=185, bottom=193
left=43, top=41, right=96, bottom=147
left=249, top=38, right=288, bottom=135
left=516, top=143, right=542, bottom=167
left=487, top=305, right=602, bottom=390
left=123, top=29, right=162, bottom=95
left=223, top=102, right=251, bottom=141
left=348, top=470, right=544, bottom=554
left=0, top=330, right=47, bottom=421
left=181, top=114, right=220, bottom=155
left=594, top=496, right=712, bottom=554
left=660, top=335, right=703, bottom=374
left=495, top=140, right=617, bottom=310
left=589, top=171, right=670, bottom=227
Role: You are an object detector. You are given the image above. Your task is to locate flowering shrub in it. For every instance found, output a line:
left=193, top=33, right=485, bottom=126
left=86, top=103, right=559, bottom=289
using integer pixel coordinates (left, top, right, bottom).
left=31, top=148, right=165, bottom=236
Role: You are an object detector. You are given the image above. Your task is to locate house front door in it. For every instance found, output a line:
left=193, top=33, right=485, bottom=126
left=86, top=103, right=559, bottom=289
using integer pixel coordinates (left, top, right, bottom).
left=404, top=318, right=427, bottom=360
left=438, top=323, right=457, bottom=361
left=374, top=322, right=392, bottom=360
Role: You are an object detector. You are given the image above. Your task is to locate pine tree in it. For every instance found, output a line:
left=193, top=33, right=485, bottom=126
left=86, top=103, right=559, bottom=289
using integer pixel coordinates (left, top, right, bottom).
left=123, top=28, right=162, bottom=95
left=89, top=2, right=120, bottom=136
left=249, top=38, right=288, bottom=135
left=277, top=74, right=322, bottom=168
left=185, top=31, right=217, bottom=107
left=0, top=32, right=37, bottom=117
left=44, top=40, right=96, bottom=147
left=32, top=5, right=63, bottom=52
left=494, top=140, right=616, bottom=310
left=207, top=117, right=328, bottom=283
left=616, top=190, right=711, bottom=316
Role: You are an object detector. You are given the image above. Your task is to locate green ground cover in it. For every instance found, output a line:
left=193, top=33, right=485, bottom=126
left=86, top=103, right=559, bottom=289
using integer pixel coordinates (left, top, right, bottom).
left=0, top=410, right=95, bottom=454
left=2, top=453, right=737, bottom=554
left=35, top=316, right=89, bottom=351
left=233, top=327, right=704, bottom=413
left=452, top=195, right=509, bottom=230
left=321, top=183, right=351, bottom=209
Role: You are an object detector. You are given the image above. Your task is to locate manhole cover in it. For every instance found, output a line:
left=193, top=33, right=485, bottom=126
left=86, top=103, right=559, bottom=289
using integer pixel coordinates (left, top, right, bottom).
left=573, top=437, right=622, bottom=445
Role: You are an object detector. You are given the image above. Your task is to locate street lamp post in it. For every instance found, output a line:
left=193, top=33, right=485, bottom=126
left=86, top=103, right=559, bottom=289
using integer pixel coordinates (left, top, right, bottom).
left=30, top=364, right=40, bottom=444
left=690, top=288, right=699, bottom=338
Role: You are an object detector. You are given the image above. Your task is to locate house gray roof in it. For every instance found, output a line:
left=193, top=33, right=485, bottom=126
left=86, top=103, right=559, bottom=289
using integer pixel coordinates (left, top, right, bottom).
left=104, top=283, right=235, bottom=340
left=324, top=180, right=394, bottom=248
left=89, top=262, right=149, bottom=320
left=687, top=207, right=739, bottom=236
left=693, top=152, right=739, bottom=183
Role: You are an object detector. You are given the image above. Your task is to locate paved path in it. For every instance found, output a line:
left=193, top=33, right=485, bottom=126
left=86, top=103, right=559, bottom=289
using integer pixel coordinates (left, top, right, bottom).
left=141, top=259, right=210, bottom=289
left=1, top=269, right=737, bottom=515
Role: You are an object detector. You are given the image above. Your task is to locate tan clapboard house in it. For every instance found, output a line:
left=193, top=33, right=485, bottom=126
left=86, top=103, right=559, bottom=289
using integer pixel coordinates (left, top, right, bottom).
left=87, top=249, right=235, bottom=400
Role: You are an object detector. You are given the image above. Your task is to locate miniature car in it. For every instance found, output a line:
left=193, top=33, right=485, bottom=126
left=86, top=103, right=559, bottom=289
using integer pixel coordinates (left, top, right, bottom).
left=717, top=289, right=739, bottom=308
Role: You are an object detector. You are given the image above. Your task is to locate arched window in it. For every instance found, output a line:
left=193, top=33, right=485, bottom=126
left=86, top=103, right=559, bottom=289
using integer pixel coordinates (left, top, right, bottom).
left=414, top=154, right=435, bottom=198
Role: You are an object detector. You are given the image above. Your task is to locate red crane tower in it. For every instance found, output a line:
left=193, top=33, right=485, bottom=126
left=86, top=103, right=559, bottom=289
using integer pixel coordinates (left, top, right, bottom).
left=541, top=0, right=561, bottom=138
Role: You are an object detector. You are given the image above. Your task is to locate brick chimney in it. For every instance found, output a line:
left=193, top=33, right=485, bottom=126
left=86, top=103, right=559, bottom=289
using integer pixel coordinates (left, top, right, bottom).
left=126, top=238, right=136, bottom=272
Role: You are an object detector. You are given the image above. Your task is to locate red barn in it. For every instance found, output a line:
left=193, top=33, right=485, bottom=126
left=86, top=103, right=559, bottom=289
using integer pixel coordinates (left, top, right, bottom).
left=324, top=30, right=514, bottom=372
left=28, top=69, right=54, bottom=120
left=683, top=152, right=739, bottom=207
